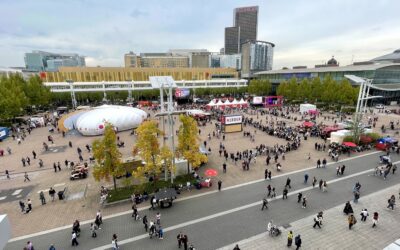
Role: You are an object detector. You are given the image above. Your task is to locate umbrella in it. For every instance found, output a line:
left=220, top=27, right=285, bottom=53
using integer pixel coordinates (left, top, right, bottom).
left=204, top=169, right=218, bottom=177
left=154, top=188, right=177, bottom=201
left=303, top=121, right=314, bottom=127
left=343, top=142, right=357, bottom=147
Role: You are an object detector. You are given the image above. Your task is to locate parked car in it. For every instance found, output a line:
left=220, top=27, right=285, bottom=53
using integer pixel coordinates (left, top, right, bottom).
left=375, top=104, right=385, bottom=109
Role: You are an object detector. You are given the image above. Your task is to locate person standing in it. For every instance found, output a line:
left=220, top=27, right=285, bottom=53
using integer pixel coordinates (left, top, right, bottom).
left=158, top=226, right=164, bottom=239
left=156, top=212, right=161, bottom=225
left=268, top=171, right=272, bottom=180
left=283, top=187, right=288, bottom=200
left=387, top=195, right=396, bottom=210
left=287, top=230, right=293, bottom=247
left=304, top=173, right=309, bottom=184
left=49, top=188, right=56, bottom=201
left=91, top=222, right=98, bottom=238
left=183, top=234, right=189, bottom=250
left=316, top=159, right=321, bottom=168
left=218, top=180, right=222, bottom=191
left=295, top=234, right=302, bottom=250
left=343, top=201, right=354, bottom=215
left=341, top=165, right=346, bottom=175
left=322, top=158, right=327, bottom=168
left=360, top=208, right=369, bottom=222
left=19, top=200, right=25, bottom=213
left=5, top=170, right=10, bottom=179
left=264, top=169, right=268, bottom=179
left=271, top=187, right=276, bottom=198
left=71, top=231, right=79, bottom=246
left=21, top=157, right=26, bottom=167
left=24, top=172, right=30, bottom=182
left=261, top=197, right=268, bottom=210
left=336, top=166, right=341, bottom=176
left=39, top=191, right=46, bottom=205
left=57, top=162, right=61, bottom=171
left=372, top=212, right=379, bottom=228
left=267, top=185, right=272, bottom=197
left=354, top=190, right=360, bottom=203
left=32, top=150, right=37, bottom=159
left=348, top=214, right=357, bottom=230
left=223, top=163, right=227, bottom=173
left=53, top=163, right=57, bottom=173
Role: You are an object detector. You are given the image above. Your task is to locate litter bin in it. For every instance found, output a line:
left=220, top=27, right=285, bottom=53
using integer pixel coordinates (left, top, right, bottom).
left=58, top=190, right=65, bottom=200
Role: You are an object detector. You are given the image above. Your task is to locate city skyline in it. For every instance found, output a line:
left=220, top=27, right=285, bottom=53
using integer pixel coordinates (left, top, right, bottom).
left=1, top=0, right=399, bottom=69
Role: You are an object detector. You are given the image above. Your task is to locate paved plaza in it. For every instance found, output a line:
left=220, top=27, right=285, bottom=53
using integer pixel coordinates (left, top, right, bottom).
left=1, top=108, right=400, bottom=249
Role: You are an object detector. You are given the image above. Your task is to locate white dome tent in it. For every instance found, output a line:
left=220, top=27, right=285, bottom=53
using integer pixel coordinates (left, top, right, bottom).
left=72, top=105, right=147, bottom=136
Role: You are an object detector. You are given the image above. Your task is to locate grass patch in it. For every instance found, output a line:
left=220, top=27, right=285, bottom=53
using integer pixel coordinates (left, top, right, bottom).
left=107, top=174, right=196, bottom=203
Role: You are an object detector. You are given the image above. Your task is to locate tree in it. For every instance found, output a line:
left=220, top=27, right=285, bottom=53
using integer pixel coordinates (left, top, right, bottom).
left=0, top=75, right=28, bottom=120
left=92, top=123, right=124, bottom=190
left=24, top=75, right=52, bottom=107
left=176, top=115, right=208, bottom=173
left=132, top=120, right=174, bottom=184
left=276, top=80, right=288, bottom=97
left=248, top=79, right=272, bottom=96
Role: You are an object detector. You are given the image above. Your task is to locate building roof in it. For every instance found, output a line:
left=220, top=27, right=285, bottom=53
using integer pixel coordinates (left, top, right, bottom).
left=255, top=63, right=400, bottom=75
left=371, top=49, right=400, bottom=62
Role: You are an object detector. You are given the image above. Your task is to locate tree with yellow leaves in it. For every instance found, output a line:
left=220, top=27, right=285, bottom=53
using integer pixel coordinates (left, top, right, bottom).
left=92, top=123, right=125, bottom=190
left=132, top=120, right=174, bottom=184
left=176, top=115, right=208, bottom=173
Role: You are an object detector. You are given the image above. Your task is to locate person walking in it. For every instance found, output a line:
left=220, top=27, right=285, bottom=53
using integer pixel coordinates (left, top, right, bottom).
left=285, top=178, right=291, bottom=189
left=302, top=196, right=307, bottom=208
left=5, top=170, right=10, bottom=179
left=264, top=169, right=268, bottom=179
left=19, top=200, right=25, bottom=213
left=156, top=212, right=161, bottom=225
left=372, top=212, right=379, bottom=228
left=341, top=165, right=346, bottom=175
left=319, top=179, right=323, bottom=190
left=142, top=215, right=148, bottom=232
left=336, top=166, right=341, bottom=176
left=32, top=150, right=37, bottom=159
left=21, top=157, right=26, bottom=167
left=271, top=187, right=276, bottom=198
left=343, top=201, right=354, bottom=215
left=297, top=193, right=303, bottom=203
left=283, top=187, right=288, bottom=200
left=111, top=234, right=119, bottom=250
left=177, top=232, right=184, bottom=248
left=267, top=185, right=272, bottom=197
left=387, top=195, right=396, bottom=210
left=354, top=190, right=360, bottom=203
left=348, top=214, right=357, bottom=230
left=360, top=208, right=369, bottom=222
left=322, top=158, right=327, bottom=168
left=26, top=157, right=31, bottom=166
left=268, top=170, right=272, bottom=180
left=316, top=159, right=321, bottom=168
left=53, top=163, right=57, bottom=173
left=287, top=230, right=293, bottom=247
left=158, top=226, right=164, bottom=239
left=24, top=172, right=30, bottom=182
left=90, top=222, right=98, bottom=238
left=295, top=234, right=302, bottom=250
left=304, top=173, right=309, bottom=184
left=261, top=197, right=268, bottom=210
left=57, top=162, right=61, bottom=171
left=322, top=181, right=327, bottom=192
left=223, top=163, right=227, bottom=173
left=233, top=244, right=241, bottom=250
left=313, top=213, right=322, bottom=229
left=218, top=180, right=222, bottom=191
left=71, top=231, right=79, bottom=246
left=39, top=191, right=46, bottom=205
left=312, top=177, right=317, bottom=188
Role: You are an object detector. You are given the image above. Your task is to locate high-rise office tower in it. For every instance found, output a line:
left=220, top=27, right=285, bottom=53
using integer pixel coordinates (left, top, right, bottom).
left=224, top=6, right=258, bottom=55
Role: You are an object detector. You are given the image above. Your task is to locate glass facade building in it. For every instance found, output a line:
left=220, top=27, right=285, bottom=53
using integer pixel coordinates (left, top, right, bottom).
left=256, top=63, right=400, bottom=103
left=24, top=51, right=85, bottom=72
left=241, top=40, right=274, bottom=78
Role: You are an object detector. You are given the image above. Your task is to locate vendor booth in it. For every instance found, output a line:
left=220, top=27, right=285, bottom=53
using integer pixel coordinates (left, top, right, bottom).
left=300, top=104, right=317, bottom=114
left=221, top=115, right=243, bottom=133
left=376, top=137, right=398, bottom=151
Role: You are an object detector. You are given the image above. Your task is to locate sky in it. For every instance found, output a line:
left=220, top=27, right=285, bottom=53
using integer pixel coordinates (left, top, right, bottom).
left=0, top=0, right=399, bottom=70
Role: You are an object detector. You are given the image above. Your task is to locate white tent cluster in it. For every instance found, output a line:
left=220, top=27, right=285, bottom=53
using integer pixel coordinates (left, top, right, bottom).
left=60, top=105, right=147, bottom=136
left=206, top=98, right=249, bottom=109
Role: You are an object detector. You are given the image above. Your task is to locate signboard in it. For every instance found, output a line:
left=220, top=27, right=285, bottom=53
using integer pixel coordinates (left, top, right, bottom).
left=264, top=96, right=283, bottom=107
left=225, top=124, right=242, bottom=133
left=224, top=115, right=242, bottom=125
left=253, top=96, right=263, bottom=104
left=175, top=88, right=190, bottom=98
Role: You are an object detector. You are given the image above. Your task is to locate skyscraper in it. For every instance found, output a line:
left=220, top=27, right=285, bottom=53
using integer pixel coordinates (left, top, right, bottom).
left=241, top=40, right=274, bottom=78
left=224, top=6, right=258, bottom=54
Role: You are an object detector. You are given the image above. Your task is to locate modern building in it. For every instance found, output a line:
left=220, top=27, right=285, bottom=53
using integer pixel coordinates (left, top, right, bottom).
left=24, top=51, right=85, bottom=72
left=256, top=61, right=400, bottom=103
left=371, top=49, right=400, bottom=63
left=190, top=52, right=211, bottom=68
left=241, top=40, right=275, bottom=78
left=224, top=6, right=259, bottom=54
left=43, top=66, right=239, bottom=82
left=211, top=54, right=242, bottom=70
left=124, top=52, right=189, bottom=68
